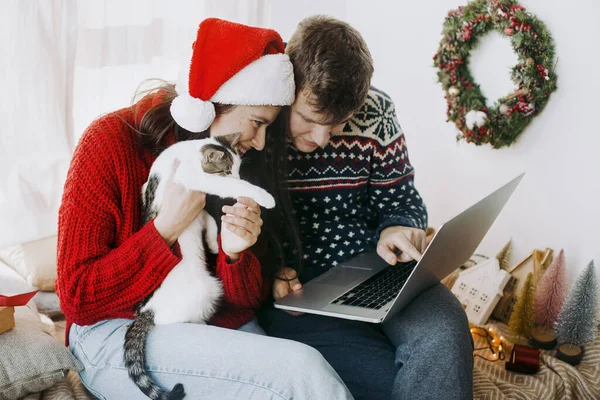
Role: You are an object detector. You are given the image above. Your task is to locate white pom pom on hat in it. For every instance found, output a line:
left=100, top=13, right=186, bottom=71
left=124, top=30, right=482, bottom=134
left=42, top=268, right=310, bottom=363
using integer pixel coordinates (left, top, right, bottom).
left=170, top=92, right=216, bottom=133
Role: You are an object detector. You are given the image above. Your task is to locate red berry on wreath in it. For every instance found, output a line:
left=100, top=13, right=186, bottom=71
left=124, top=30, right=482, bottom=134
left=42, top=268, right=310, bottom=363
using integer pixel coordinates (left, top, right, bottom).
left=504, top=27, right=513, bottom=36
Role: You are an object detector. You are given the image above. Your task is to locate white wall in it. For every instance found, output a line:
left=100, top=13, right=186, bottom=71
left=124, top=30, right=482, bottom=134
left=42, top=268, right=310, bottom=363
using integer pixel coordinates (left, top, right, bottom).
left=270, top=0, right=600, bottom=285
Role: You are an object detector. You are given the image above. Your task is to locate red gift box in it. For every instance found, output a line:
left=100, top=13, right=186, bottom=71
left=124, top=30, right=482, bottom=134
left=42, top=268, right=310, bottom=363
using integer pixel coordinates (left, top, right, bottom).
left=0, top=290, right=38, bottom=334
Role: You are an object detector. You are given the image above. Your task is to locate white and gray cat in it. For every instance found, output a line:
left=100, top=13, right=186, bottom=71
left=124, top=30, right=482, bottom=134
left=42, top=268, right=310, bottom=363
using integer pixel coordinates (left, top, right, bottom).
left=124, top=134, right=275, bottom=400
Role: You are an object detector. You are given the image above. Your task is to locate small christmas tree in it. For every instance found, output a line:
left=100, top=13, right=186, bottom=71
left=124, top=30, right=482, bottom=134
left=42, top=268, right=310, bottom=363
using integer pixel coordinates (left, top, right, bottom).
left=508, top=272, right=535, bottom=339
left=496, top=240, right=512, bottom=270
left=534, top=249, right=567, bottom=328
left=554, top=261, right=598, bottom=346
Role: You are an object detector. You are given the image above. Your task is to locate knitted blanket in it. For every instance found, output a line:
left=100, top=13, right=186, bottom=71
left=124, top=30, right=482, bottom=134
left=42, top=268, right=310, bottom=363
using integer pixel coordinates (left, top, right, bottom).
left=473, top=322, right=600, bottom=400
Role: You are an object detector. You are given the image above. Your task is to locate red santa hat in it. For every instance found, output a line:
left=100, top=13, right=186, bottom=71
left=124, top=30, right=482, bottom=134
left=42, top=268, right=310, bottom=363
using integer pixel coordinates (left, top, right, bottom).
left=171, top=18, right=295, bottom=133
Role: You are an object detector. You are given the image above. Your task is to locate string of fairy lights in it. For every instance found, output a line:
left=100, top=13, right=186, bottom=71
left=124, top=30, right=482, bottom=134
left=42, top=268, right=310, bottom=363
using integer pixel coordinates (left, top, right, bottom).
left=471, top=325, right=506, bottom=362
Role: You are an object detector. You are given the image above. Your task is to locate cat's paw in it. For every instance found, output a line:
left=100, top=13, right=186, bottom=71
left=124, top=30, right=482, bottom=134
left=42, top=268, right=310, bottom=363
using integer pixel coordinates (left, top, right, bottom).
left=252, top=189, right=276, bottom=209
left=207, top=238, right=219, bottom=255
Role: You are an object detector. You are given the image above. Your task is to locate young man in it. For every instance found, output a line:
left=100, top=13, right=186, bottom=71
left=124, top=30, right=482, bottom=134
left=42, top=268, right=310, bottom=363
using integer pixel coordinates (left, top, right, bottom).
left=259, top=16, right=473, bottom=400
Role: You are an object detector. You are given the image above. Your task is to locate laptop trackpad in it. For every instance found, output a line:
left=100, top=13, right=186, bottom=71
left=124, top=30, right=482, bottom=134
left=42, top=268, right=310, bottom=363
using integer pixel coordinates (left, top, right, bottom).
left=313, top=266, right=372, bottom=288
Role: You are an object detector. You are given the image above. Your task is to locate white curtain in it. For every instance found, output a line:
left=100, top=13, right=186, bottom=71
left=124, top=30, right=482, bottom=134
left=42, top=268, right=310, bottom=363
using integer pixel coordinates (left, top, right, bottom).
left=73, top=0, right=272, bottom=145
left=0, top=0, right=76, bottom=249
left=0, top=0, right=271, bottom=248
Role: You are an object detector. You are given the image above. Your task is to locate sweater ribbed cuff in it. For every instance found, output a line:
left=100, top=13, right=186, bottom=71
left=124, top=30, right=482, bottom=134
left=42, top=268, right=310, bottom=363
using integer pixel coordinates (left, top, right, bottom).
left=216, top=235, right=250, bottom=269
left=140, top=220, right=183, bottom=281
left=215, top=235, right=263, bottom=308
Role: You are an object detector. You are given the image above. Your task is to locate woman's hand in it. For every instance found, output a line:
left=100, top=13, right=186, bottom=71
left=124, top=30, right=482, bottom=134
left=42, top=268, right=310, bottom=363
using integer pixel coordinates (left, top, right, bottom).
left=154, top=159, right=207, bottom=247
left=377, top=226, right=427, bottom=265
left=220, top=196, right=263, bottom=261
left=273, top=267, right=304, bottom=316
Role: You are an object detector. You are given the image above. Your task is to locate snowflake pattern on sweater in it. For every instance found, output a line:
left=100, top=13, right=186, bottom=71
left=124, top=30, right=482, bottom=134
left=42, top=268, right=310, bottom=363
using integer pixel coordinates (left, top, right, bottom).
left=286, top=88, right=428, bottom=281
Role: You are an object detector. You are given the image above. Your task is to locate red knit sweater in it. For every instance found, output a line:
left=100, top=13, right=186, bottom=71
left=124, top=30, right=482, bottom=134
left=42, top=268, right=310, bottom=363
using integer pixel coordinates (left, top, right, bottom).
left=57, top=93, right=268, bottom=345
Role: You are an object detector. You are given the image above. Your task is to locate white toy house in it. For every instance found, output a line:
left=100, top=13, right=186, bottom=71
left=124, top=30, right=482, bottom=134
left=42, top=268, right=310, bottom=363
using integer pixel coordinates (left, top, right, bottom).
left=451, top=258, right=511, bottom=325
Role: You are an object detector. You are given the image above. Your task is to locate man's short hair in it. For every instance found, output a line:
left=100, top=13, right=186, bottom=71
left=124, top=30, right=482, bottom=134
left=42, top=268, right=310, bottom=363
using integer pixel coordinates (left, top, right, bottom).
left=287, top=15, right=374, bottom=124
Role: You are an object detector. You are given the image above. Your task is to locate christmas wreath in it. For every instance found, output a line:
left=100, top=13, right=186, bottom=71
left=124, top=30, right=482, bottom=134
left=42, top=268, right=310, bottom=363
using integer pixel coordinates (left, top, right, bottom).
left=433, top=0, right=558, bottom=148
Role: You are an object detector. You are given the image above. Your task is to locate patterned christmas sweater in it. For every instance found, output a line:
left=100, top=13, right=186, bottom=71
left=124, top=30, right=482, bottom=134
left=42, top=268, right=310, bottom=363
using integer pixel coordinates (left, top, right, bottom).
left=287, top=87, right=428, bottom=282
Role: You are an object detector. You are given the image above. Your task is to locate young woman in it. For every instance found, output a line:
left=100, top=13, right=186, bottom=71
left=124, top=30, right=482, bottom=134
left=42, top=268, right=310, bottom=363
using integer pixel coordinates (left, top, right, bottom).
left=57, top=18, right=352, bottom=400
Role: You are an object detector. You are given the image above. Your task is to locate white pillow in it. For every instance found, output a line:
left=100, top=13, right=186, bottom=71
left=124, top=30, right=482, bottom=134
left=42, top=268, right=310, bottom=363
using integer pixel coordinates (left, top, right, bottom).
left=0, top=235, right=57, bottom=291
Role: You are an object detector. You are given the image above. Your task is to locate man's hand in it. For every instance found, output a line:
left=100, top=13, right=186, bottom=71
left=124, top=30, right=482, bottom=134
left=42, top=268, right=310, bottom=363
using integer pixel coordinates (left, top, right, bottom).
left=273, top=267, right=304, bottom=316
left=377, top=226, right=427, bottom=265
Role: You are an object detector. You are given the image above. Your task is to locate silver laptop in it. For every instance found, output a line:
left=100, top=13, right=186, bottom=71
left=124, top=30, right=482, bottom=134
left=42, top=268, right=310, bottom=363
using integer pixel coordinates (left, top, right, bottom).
left=275, top=173, right=524, bottom=323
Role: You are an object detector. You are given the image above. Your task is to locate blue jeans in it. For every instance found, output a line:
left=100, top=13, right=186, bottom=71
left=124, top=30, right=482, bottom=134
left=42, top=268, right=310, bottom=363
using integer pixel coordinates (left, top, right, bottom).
left=259, top=284, right=474, bottom=400
left=69, top=318, right=353, bottom=399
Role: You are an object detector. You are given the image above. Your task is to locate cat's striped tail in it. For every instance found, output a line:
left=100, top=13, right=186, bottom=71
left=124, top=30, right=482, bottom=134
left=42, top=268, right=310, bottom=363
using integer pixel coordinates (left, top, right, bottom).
left=124, top=310, right=185, bottom=400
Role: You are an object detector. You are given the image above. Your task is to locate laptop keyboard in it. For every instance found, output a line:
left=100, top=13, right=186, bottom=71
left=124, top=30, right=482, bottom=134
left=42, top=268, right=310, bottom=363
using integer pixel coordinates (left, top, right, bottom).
left=330, top=261, right=417, bottom=310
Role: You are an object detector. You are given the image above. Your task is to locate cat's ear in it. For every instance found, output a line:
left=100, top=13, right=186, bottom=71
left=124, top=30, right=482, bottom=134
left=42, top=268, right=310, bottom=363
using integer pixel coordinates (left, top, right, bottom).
left=215, top=132, right=241, bottom=150
left=203, top=147, right=226, bottom=164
